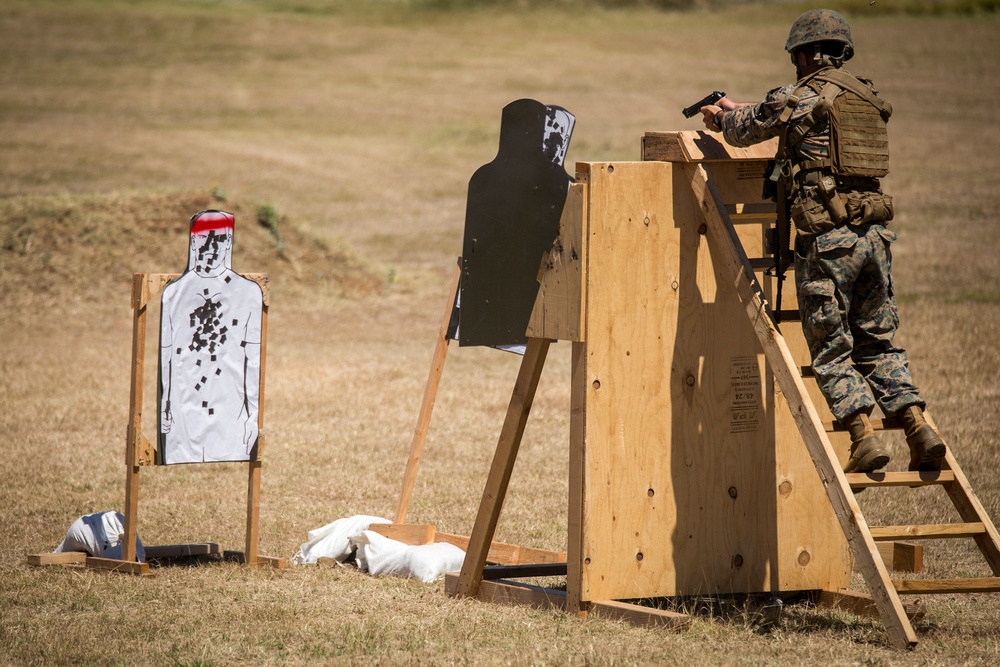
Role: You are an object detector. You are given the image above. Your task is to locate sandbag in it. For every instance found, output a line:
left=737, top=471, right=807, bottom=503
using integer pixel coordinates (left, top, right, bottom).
left=55, top=511, right=145, bottom=562
left=292, top=515, right=391, bottom=565
left=350, top=529, right=466, bottom=583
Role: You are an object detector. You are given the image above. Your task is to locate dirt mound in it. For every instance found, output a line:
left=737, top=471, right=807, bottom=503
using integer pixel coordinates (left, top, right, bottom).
left=0, top=190, right=386, bottom=317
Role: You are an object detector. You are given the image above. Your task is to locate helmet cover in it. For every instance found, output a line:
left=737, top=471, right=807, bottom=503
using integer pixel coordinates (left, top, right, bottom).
left=785, top=9, right=854, bottom=61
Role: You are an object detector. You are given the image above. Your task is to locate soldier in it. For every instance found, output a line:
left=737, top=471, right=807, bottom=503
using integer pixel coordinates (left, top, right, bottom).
left=698, top=9, right=946, bottom=474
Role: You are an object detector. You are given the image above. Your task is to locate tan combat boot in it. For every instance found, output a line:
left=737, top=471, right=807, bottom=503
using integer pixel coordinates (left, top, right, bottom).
left=843, top=411, right=890, bottom=473
left=899, top=405, right=946, bottom=471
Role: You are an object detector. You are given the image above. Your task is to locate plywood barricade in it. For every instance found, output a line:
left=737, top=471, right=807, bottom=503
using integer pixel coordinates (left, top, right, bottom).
left=448, top=130, right=852, bottom=629
left=29, top=272, right=286, bottom=575
left=450, top=131, right=1000, bottom=648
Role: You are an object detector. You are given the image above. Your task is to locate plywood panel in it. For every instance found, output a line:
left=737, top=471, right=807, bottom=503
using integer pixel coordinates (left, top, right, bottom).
left=574, top=159, right=849, bottom=602
left=526, top=182, right=587, bottom=342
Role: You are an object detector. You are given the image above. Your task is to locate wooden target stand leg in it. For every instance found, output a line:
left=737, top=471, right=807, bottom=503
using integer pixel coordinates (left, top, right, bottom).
left=394, top=262, right=462, bottom=525
left=29, top=273, right=285, bottom=575
left=378, top=262, right=567, bottom=563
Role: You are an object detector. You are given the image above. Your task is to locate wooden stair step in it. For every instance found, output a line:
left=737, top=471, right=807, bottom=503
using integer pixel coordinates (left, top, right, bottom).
left=823, top=417, right=904, bottom=432
left=893, top=577, right=1000, bottom=594
left=870, top=522, right=986, bottom=541
left=846, top=471, right=956, bottom=488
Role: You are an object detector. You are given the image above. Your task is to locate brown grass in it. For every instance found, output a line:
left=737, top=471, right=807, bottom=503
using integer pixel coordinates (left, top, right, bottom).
left=2, top=1, right=999, bottom=664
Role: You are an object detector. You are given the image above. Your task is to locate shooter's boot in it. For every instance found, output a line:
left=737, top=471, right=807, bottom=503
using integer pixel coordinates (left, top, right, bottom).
left=843, top=411, right=890, bottom=474
left=899, top=405, right=946, bottom=472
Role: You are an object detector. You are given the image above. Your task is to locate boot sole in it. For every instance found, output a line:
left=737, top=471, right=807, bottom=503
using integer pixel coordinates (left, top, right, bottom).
left=845, top=449, right=890, bottom=474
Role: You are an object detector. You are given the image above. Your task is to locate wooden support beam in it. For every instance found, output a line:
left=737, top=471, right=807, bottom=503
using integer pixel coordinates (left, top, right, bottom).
left=446, top=574, right=567, bottom=611
left=434, top=534, right=565, bottom=567
left=27, top=551, right=88, bottom=566
left=370, top=523, right=437, bottom=546
left=454, top=338, right=551, bottom=598
left=893, top=577, right=1000, bottom=594
left=876, top=542, right=923, bottom=573
left=588, top=600, right=692, bottom=631
left=222, top=551, right=287, bottom=569
left=85, top=557, right=151, bottom=576
left=482, top=563, right=567, bottom=580
left=143, top=543, right=221, bottom=559
left=395, top=263, right=461, bottom=524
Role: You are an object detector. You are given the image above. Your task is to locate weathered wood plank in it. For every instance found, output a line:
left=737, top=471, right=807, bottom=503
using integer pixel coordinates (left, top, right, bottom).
left=370, top=523, right=437, bottom=546
left=27, top=552, right=88, bottom=566
left=85, top=557, right=151, bottom=576
left=869, top=523, right=986, bottom=541
left=812, top=590, right=925, bottom=621
left=395, top=263, right=461, bottom=524
left=893, top=577, right=1000, bottom=594
left=846, top=471, right=956, bottom=488
left=527, top=183, right=587, bottom=342
left=143, top=543, right=221, bottom=559
left=588, top=600, right=691, bottom=630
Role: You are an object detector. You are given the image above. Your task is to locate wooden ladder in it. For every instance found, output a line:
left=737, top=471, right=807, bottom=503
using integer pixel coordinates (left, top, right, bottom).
left=686, top=160, right=1000, bottom=649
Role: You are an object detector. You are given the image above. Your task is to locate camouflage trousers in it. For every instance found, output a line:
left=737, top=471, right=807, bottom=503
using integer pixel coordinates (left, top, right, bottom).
left=794, top=222, right=924, bottom=423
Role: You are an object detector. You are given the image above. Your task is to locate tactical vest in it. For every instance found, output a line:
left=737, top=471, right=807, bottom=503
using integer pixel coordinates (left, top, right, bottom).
left=775, top=67, right=894, bottom=235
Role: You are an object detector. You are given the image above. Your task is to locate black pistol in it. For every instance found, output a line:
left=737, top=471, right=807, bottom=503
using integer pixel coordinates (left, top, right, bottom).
left=682, top=91, right=726, bottom=118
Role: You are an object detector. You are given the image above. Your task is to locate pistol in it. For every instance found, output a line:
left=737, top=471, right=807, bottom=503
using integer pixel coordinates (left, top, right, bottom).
left=682, top=91, right=726, bottom=118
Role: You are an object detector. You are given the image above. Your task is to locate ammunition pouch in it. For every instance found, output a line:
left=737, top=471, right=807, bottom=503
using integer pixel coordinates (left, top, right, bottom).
left=790, top=187, right=835, bottom=237
left=843, top=191, right=894, bottom=225
left=789, top=173, right=894, bottom=237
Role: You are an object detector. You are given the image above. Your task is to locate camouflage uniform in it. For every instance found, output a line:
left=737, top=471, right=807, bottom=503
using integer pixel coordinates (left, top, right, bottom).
left=719, top=75, right=925, bottom=423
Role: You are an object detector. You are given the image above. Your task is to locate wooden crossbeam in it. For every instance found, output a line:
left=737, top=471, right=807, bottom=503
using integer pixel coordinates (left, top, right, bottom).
left=482, top=563, right=567, bottom=580
left=846, top=471, right=956, bottom=488
left=893, top=577, right=1000, bottom=594
left=869, top=523, right=986, bottom=541
left=85, top=557, right=151, bottom=576
left=143, top=543, right=221, bottom=559
left=812, top=590, right=925, bottom=621
left=444, top=575, right=691, bottom=630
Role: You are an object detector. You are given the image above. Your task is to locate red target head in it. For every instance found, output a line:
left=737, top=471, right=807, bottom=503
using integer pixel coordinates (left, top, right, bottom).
left=190, top=210, right=235, bottom=235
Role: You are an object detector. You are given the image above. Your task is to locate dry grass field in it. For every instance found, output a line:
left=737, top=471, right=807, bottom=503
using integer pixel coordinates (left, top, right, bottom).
left=2, top=0, right=999, bottom=664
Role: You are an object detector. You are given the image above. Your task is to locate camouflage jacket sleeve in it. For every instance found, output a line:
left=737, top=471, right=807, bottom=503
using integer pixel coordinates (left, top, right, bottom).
left=721, top=83, right=819, bottom=147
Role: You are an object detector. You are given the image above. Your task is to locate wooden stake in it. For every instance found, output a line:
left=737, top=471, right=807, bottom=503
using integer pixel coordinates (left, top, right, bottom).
left=395, top=262, right=461, bottom=524
left=122, top=273, right=149, bottom=564
left=245, top=286, right=269, bottom=566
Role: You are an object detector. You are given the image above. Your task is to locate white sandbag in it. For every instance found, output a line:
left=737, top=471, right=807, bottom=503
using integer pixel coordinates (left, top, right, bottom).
left=54, top=511, right=146, bottom=562
left=350, top=529, right=466, bottom=583
left=292, top=515, right=391, bottom=565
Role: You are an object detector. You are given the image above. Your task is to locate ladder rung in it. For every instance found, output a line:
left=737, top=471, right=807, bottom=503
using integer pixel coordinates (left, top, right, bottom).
left=870, top=522, right=986, bottom=541
left=775, top=309, right=800, bottom=322
left=824, top=417, right=904, bottom=433
left=846, top=471, right=956, bottom=488
left=892, top=577, right=1000, bottom=594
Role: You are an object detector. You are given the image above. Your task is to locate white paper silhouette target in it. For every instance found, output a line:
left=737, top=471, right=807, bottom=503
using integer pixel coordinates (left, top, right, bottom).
left=158, top=210, right=263, bottom=465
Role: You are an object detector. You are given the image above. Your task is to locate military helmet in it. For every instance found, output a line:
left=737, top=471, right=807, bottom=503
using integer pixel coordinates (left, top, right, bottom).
left=785, top=9, right=854, bottom=61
